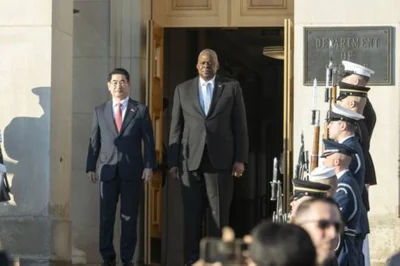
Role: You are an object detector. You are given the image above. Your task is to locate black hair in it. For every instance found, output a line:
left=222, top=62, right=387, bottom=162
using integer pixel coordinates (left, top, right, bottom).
left=107, top=68, right=130, bottom=82
left=249, top=221, right=316, bottom=266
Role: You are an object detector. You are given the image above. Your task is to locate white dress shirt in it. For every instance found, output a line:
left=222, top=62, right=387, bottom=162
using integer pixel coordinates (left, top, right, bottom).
left=112, top=97, right=129, bottom=121
left=199, top=76, right=216, bottom=114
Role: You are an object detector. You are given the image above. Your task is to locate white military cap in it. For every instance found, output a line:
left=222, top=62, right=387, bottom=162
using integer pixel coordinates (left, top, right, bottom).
left=309, top=166, right=336, bottom=181
left=0, top=163, right=6, bottom=174
left=329, top=104, right=365, bottom=124
left=342, top=60, right=375, bottom=78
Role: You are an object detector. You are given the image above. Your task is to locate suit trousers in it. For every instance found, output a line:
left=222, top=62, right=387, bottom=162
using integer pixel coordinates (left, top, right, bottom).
left=180, top=146, right=233, bottom=263
left=99, top=171, right=143, bottom=262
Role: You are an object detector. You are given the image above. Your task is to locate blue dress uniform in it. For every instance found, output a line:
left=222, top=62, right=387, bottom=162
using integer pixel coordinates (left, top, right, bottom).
left=328, top=104, right=370, bottom=265
left=336, top=82, right=371, bottom=211
left=321, top=140, right=367, bottom=266
left=338, top=60, right=377, bottom=212
left=328, top=103, right=366, bottom=191
left=335, top=170, right=363, bottom=266
left=341, top=136, right=370, bottom=266
left=341, top=136, right=364, bottom=196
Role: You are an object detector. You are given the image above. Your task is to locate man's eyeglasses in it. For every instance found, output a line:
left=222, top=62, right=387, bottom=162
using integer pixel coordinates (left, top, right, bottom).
left=299, top=219, right=343, bottom=233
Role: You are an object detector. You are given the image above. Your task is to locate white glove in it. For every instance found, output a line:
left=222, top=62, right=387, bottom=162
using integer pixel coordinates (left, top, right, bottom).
left=0, top=163, right=6, bottom=174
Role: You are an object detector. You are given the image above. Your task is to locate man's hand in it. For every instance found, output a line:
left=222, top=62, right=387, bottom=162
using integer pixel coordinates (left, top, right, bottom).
left=142, top=168, right=153, bottom=183
left=231, top=162, right=244, bottom=178
left=168, top=166, right=179, bottom=179
left=87, top=171, right=97, bottom=183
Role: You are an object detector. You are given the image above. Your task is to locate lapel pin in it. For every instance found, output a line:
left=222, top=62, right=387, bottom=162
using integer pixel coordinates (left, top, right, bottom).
left=130, top=109, right=135, bottom=112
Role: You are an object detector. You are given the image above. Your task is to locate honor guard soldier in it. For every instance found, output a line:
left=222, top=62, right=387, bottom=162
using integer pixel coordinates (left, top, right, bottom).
left=290, top=179, right=331, bottom=217
left=309, top=166, right=338, bottom=198
left=321, top=139, right=367, bottom=266
left=338, top=61, right=375, bottom=266
left=328, top=104, right=365, bottom=193
left=337, top=60, right=376, bottom=212
left=290, top=182, right=341, bottom=266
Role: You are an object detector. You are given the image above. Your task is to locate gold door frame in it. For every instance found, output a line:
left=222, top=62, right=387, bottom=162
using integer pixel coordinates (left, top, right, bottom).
left=145, top=2, right=295, bottom=261
left=283, top=18, right=294, bottom=212
left=145, top=19, right=164, bottom=265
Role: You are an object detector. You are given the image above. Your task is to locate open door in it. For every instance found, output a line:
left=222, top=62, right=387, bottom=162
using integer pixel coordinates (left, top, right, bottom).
left=145, top=20, right=164, bottom=265
left=282, top=18, right=294, bottom=212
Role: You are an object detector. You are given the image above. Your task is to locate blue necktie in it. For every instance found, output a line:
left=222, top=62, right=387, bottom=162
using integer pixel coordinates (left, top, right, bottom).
left=204, top=82, right=212, bottom=115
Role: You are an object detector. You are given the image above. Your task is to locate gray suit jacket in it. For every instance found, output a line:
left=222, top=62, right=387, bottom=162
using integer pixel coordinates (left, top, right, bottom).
left=168, top=76, right=249, bottom=171
left=86, top=98, right=156, bottom=181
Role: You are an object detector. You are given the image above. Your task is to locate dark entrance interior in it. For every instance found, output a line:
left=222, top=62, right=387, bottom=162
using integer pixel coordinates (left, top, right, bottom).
left=160, top=27, right=285, bottom=265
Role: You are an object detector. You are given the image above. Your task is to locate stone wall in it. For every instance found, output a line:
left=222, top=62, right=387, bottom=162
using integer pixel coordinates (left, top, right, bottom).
left=294, top=0, right=400, bottom=264
left=0, top=0, right=73, bottom=264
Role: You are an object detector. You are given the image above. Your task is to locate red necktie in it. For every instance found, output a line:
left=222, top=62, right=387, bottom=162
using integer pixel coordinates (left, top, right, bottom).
left=115, top=103, right=123, bottom=133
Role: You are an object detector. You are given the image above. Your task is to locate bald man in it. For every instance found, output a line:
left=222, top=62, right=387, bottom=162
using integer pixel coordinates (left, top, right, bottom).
left=168, top=49, right=249, bottom=265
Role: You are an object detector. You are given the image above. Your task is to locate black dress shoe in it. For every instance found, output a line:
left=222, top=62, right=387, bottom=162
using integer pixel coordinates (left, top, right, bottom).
left=102, top=258, right=116, bottom=266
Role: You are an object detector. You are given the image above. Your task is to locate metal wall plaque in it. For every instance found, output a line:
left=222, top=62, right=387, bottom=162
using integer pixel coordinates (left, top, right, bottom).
left=304, top=27, right=394, bottom=86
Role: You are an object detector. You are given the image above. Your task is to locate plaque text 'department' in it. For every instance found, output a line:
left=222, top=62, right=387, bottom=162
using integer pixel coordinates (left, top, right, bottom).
left=304, top=27, right=394, bottom=86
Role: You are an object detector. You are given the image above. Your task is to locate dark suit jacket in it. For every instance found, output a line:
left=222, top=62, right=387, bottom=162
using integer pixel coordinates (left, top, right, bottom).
left=168, top=75, right=249, bottom=171
left=86, top=98, right=156, bottom=181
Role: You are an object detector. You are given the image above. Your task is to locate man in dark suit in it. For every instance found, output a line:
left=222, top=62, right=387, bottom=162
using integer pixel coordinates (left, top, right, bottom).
left=168, top=49, right=249, bottom=265
left=86, top=68, right=156, bottom=266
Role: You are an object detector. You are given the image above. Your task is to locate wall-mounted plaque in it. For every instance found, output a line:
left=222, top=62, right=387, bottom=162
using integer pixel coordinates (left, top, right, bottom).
left=304, top=27, right=394, bottom=86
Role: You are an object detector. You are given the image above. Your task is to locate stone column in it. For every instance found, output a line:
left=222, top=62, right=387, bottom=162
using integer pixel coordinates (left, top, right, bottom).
left=0, top=0, right=73, bottom=265
left=71, top=0, right=110, bottom=264
left=110, top=0, right=151, bottom=102
left=109, top=0, right=152, bottom=264
left=70, top=0, right=151, bottom=264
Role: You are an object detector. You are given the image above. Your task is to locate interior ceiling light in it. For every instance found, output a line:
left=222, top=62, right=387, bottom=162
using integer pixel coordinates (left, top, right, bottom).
left=263, top=46, right=284, bottom=60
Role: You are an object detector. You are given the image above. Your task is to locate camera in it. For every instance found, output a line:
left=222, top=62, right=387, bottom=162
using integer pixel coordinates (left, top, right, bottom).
left=199, top=237, right=249, bottom=265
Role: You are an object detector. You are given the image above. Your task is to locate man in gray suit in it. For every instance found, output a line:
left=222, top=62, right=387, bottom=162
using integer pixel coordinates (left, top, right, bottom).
left=168, top=49, right=249, bottom=265
left=86, top=68, right=156, bottom=266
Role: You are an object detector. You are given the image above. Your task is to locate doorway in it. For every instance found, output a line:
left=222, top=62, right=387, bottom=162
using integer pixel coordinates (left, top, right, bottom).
left=160, top=27, right=285, bottom=265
